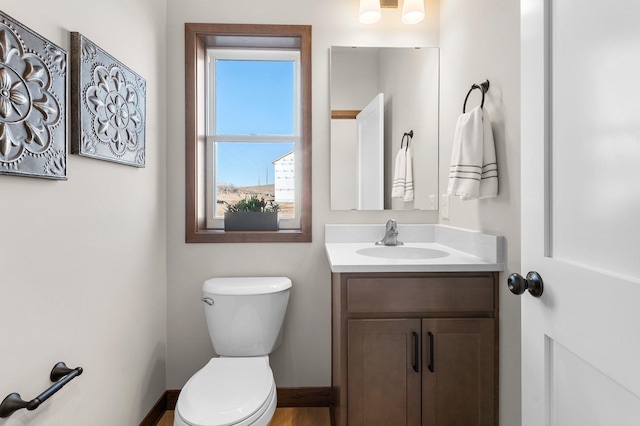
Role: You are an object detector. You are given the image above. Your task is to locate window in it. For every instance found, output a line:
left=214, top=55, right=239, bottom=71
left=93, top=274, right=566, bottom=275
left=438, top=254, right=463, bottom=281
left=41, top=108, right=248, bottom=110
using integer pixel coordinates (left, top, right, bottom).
left=206, top=49, right=300, bottom=229
left=185, top=24, right=312, bottom=243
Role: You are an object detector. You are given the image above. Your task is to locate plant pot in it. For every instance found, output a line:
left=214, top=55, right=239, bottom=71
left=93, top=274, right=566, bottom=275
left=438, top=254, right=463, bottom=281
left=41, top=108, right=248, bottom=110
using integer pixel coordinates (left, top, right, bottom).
left=224, top=211, right=278, bottom=231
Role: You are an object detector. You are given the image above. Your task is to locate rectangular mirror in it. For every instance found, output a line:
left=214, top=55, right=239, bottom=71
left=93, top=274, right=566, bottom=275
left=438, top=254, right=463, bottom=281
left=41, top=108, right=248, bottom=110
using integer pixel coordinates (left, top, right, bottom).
left=330, top=46, right=439, bottom=210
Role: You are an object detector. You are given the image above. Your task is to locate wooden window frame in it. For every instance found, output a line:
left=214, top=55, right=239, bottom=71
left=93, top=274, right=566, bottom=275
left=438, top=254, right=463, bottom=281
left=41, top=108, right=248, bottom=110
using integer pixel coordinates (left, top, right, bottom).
left=185, top=23, right=312, bottom=243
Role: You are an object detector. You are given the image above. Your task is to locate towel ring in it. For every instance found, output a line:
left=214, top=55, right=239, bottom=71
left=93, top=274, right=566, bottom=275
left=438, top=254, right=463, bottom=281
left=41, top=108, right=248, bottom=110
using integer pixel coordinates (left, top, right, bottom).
left=462, top=80, right=490, bottom=113
left=400, top=130, right=413, bottom=151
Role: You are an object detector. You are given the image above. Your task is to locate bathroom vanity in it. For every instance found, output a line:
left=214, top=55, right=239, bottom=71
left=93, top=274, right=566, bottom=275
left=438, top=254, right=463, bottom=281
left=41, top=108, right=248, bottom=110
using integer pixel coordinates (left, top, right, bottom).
left=325, top=225, right=504, bottom=426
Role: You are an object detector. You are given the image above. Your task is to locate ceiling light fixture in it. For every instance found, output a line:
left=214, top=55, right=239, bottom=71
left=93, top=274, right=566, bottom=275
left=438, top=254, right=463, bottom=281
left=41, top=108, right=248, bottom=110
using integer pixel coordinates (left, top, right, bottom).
left=359, top=0, right=425, bottom=25
left=359, top=0, right=382, bottom=24
left=401, top=0, right=425, bottom=24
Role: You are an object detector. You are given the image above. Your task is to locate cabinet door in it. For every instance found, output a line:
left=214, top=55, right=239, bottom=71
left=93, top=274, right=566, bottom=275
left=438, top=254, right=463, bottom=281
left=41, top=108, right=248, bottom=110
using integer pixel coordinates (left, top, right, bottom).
left=422, top=319, right=495, bottom=426
left=348, top=319, right=422, bottom=426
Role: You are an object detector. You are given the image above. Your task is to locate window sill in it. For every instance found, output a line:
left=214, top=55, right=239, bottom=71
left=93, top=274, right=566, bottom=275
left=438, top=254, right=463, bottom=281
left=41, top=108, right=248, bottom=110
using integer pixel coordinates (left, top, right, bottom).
left=186, top=228, right=311, bottom=243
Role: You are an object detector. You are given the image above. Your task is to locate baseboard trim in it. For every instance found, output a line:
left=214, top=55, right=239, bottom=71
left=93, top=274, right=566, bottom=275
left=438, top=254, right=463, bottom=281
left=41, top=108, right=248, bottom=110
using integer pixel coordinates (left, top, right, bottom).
left=141, top=386, right=331, bottom=423
left=277, top=387, right=332, bottom=407
left=138, top=391, right=167, bottom=426
left=167, top=389, right=180, bottom=410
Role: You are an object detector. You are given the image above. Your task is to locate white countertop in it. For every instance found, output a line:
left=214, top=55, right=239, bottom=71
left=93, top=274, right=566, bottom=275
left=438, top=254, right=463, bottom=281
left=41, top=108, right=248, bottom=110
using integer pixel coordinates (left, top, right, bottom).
left=325, top=224, right=505, bottom=273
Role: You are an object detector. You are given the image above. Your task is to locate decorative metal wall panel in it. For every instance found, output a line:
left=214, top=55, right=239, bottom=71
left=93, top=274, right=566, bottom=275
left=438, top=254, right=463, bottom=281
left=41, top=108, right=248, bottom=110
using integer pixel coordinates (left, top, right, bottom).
left=70, top=32, right=146, bottom=167
left=0, top=11, right=67, bottom=179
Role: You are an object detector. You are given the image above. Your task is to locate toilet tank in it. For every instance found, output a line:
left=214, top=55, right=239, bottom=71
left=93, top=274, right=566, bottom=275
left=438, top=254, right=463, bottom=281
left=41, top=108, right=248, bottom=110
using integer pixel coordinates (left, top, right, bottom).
left=202, top=277, right=291, bottom=357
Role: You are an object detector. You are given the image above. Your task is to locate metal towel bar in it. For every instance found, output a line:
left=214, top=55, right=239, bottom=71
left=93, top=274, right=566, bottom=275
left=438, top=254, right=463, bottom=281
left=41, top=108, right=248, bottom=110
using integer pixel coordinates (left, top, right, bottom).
left=0, top=362, right=83, bottom=418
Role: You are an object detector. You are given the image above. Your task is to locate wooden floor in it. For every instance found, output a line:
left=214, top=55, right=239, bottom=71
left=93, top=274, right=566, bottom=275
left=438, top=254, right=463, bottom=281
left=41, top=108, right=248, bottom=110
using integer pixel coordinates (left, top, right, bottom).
left=157, top=407, right=331, bottom=426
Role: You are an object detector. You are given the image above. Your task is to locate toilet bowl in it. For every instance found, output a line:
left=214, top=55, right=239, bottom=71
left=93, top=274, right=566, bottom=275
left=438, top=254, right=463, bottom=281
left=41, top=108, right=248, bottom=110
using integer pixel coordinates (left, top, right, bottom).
left=174, top=357, right=276, bottom=426
left=174, top=277, right=291, bottom=426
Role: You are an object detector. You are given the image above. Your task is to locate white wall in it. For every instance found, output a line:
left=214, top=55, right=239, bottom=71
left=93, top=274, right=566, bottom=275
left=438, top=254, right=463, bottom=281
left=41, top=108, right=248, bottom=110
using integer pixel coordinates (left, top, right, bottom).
left=0, top=0, right=167, bottom=424
left=439, top=0, right=522, bottom=425
left=166, top=0, right=441, bottom=389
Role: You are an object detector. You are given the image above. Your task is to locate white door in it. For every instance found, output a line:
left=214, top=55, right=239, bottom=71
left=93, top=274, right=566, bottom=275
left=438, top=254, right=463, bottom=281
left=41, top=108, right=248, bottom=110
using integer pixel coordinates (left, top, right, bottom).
left=356, top=93, right=384, bottom=210
left=521, top=0, right=640, bottom=425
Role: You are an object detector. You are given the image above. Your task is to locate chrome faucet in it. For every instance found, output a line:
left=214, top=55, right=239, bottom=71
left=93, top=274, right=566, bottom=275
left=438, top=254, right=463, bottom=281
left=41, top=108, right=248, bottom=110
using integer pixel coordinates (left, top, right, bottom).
left=376, top=219, right=404, bottom=246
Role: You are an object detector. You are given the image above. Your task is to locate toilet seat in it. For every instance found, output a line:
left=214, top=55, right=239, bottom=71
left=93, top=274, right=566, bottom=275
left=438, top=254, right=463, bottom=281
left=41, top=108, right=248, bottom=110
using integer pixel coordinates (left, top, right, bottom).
left=175, top=356, right=276, bottom=426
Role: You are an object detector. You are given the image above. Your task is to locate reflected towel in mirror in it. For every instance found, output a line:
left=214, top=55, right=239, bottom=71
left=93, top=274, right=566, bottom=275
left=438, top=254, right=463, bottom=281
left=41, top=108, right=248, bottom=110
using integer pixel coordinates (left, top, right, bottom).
left=392, top=145, right=414, bottom=201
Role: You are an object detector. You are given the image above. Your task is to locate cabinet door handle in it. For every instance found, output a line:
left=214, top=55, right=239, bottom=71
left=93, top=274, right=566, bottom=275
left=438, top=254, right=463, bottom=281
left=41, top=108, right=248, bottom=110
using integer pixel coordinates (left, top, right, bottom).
left=412, top=331, right=420, bottom=373
left=427, top=332, right=434, bottom=373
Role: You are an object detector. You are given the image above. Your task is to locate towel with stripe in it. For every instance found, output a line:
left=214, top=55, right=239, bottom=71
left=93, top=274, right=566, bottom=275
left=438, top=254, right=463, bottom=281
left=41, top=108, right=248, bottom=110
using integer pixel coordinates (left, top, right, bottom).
left=391, top=145, right=414, bottom=202
left=447, top=105, right=498, bottom=200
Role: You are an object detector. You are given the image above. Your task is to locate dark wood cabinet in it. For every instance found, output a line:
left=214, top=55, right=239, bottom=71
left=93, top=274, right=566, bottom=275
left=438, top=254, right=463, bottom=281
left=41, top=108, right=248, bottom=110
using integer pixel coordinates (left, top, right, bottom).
left=421, top=318, right=495, bottom=426
left=348, top=319, right=422, bottom=426
left=332, top=272, right=498, bottom=426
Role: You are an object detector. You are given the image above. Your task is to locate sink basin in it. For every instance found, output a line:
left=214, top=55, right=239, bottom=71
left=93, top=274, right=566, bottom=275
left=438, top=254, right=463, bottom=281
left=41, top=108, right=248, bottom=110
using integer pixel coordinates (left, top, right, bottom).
left=356, top=246, right=450, bottom=260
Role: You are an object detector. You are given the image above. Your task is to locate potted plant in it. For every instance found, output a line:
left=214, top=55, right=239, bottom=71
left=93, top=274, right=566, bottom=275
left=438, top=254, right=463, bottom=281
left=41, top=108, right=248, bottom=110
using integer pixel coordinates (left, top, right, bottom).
left=224, top=194, right=280, bottom=231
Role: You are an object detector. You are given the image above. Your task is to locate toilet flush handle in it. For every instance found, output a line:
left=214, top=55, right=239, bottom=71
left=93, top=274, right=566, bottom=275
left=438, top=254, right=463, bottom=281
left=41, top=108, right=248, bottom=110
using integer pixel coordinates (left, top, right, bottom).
left=201, top=297, right=214, bottom=306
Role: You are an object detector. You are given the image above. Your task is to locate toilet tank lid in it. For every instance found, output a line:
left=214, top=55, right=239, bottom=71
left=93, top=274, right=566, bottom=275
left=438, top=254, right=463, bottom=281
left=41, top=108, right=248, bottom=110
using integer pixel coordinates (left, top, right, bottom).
left=203, top=277, right=292, bottom=295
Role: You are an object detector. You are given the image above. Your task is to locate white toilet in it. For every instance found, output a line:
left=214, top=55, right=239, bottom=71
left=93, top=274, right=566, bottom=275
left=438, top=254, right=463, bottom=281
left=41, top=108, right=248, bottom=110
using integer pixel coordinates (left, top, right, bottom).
left=174, top=277, right=292, bottom=426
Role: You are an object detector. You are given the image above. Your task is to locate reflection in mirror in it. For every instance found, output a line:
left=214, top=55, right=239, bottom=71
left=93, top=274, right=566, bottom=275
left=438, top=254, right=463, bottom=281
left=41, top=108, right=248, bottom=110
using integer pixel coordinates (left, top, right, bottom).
left=330, top=46, right=439, bottom=210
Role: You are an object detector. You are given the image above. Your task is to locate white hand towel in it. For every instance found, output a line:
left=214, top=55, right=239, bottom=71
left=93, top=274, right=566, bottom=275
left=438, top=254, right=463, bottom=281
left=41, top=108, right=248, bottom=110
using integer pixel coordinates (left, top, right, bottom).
left=447, top=106, right=498, bottom=200
left=391, top=146, right=414, bottom=201
left=479, top=108, right=498, bottom=199
left=392, top=148, right=407, bottom=199
left=403, top=146, right=414, bottom=202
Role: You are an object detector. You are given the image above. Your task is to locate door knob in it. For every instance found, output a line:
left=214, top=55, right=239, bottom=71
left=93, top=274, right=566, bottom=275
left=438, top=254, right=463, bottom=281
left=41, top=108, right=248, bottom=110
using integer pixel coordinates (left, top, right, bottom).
left=507, top=271, right=543, bottom=297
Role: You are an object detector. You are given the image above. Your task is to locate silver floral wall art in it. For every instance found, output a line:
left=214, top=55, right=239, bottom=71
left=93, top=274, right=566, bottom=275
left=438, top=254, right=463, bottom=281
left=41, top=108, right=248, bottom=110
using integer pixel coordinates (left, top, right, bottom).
left=0, top=10, right=67, bottom=179
left=70, top=32, right=146, bottom=167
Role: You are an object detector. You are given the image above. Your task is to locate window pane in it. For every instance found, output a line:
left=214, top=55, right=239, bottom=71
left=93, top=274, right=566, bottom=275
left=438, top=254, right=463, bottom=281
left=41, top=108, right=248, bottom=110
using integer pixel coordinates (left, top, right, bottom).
left=215, top=60, right=295, bottom=135
left=215, top=142, right=295, bottom=218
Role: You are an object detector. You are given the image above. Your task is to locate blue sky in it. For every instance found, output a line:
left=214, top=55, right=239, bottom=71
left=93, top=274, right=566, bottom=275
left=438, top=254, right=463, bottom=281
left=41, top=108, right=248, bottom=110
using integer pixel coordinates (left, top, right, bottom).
left=215, top=59, right=295, bottom=187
